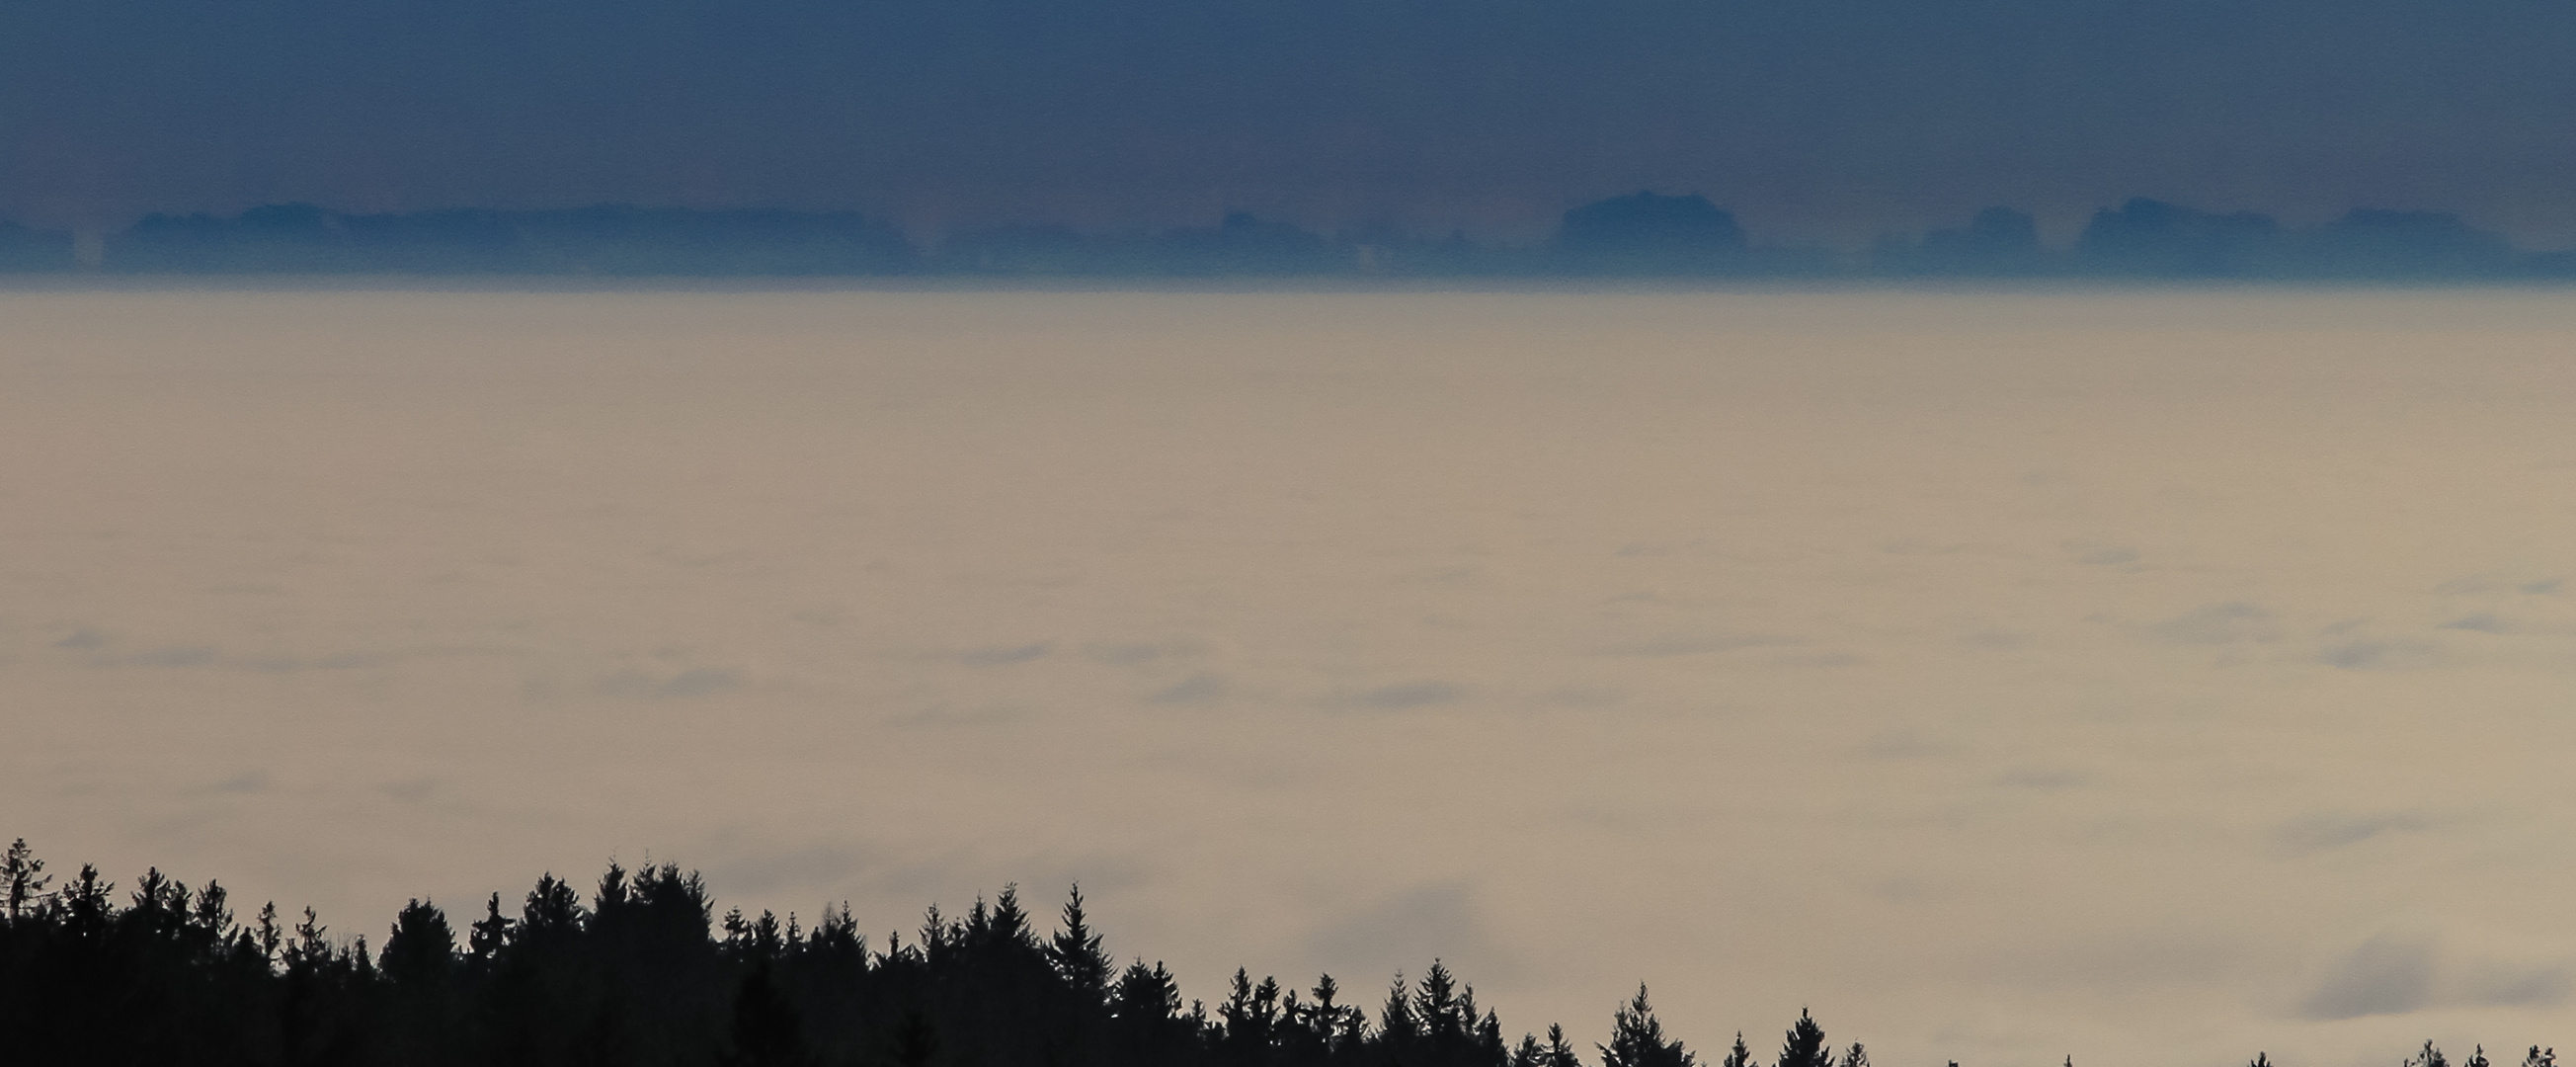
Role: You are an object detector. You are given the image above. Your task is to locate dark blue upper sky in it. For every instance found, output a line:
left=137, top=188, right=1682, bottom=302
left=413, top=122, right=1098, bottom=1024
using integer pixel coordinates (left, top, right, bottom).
left=8, top=0, right=2576, bottom=244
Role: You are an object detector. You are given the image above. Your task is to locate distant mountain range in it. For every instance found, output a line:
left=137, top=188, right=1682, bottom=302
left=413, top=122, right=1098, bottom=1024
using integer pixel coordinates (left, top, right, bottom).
left=3, top=195, right=2569, bottom=280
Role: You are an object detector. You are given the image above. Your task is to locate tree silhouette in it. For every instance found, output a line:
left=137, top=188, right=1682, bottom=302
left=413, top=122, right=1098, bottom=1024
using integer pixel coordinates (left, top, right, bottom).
left=381, top=900, right=455, bottom=985
left=1543, top=1023, right=1585, bottom=1067
left=2, top=838, right=47, bottom=921
left=1599, top=986, right=1693, bottom=1067
left=0, top=839, right=2549, bottom=1067
left=1774, top=1010, right=1829, bottom=1067
left=1049, top=885, right=1114, bottom=998
left=723, top=959, right=813, bottom=1067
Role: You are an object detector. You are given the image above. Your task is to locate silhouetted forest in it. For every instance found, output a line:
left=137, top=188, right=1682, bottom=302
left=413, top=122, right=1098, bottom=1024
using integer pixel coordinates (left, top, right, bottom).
left=3, top=195, right=2574, bottom=280
left=0, top=841, right=2555, bottom=1067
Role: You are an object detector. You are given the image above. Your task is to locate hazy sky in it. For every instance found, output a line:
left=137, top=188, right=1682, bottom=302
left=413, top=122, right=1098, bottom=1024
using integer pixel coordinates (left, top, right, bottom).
left=9, top=1, right=2576, bottom=243
left=11, top=289, right=2576, bottom=1065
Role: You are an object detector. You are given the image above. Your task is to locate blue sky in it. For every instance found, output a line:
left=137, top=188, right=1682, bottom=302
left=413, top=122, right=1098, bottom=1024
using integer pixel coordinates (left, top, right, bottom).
left=8, top=1, right=2576, bottom=242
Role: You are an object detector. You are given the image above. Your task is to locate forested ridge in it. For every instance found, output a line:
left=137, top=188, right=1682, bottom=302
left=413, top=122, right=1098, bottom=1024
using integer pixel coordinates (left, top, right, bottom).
left=3, top=195, right=2571, bottom=279
left=0, top=840, right=2546, bottom=1067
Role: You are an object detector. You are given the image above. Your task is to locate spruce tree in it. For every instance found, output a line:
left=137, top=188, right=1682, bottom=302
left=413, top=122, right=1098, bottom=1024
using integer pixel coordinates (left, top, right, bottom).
left=1544, top=1023, right=1586, bottom=1067
left=1599, top=985, right=1694, bottom=1067
left=1048, top=885, right=1114, bottom=998
left=1516, top=1032, right=1550, bottom=1067
left=380, top=899, right=456, bottom=985
left=1774, top=1010, right=1830, bottom=1067
left=1381, top=972, right=1422, bottom=1045
left=1306, top=973, right=1360, bottom=1053
left=1418, top=961, right=1465, bottom=1046
left=519, top=872, right=583, bottom=945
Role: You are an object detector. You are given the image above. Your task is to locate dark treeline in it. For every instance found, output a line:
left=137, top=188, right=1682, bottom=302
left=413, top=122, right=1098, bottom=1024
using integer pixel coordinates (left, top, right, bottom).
left=2, top=195, right=2573, bottom=280
left=0, top=839, right=1821, bottom=1067
left=0, top=840, right=2555, bottom=1067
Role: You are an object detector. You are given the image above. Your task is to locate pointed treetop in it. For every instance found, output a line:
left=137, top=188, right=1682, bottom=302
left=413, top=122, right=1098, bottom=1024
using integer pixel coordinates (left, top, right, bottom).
left=1048, top=883, right=1113, bottom=995
left=1601, top=984, right=1695, bottom=1067
left=1775, top=1009, right=1829, bottom=1067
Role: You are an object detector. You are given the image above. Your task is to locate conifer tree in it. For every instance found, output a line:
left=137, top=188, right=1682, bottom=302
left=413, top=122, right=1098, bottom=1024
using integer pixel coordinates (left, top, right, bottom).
left=1110, top=959, right=1192, bottom=1066
left=1517, top=1032, right=1551, bottom=1067
left=1545, top=1023, right=1586, bottom=1067
left=381, top=899, right=456, bottom=985
left=1417, top=961, right=1462, bottom=1035
left=989, top=883, right=1033, bottom=945
left=519, top=872, right=583, bottom=944
left=190, top=878, right=234, bottom=944
left=1599, top=985, right=1694, bottom=1067
left=467, top=891, right=513, bottom=960
left=283, top=907, right=331, bottom=974
left=1113, top=958, right=1184, bottom=1022
left=723, top=959, right=814, bottom=1067
left=1382, top=972, right=1422, bottom=1045
left=1480, top=1007, right=1510, bottom=1067
left=127, top=866, right=183, bottom=934
left=1218, top=968, right=1286, bottom=1066
left=255, top=900, right=283, bottom=963
left=59, top=863, right=113, bottom=938
left=23, top=845, right=2524, bottom=1067
left=1048, top=885, right=1114, bottom=998
left=1774, top=1010, right=1830, bottom=1067
left=0, top=838, right=44, bottom=922
left=1417, top=960, right=1503, bottom=1067
left=746, top=910, right=786, bottom=961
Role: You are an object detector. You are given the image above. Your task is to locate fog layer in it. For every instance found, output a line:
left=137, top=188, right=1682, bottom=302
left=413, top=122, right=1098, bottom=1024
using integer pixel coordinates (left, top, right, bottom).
left=6, top=289, right=2576, bottom=1064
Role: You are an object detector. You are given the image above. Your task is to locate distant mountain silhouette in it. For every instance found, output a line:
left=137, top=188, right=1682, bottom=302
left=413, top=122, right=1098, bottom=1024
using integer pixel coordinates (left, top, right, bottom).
left=0, top=219, right=74, bottom=271
left=2076, top=198, right=2285, bottom=277
left=2304, top=208, right=2516, bottom=278
left=0, top=196, right=2562, bottom=280
left=937, top=212, right=1349, bottom=276
left=108, top=205, right=919, bottom=275
left=1879, top=207, right=2054, bottom=277
left=1551, top=192, right=1748, bottom=274
left=2066, top=200, right=2528, bottom=279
